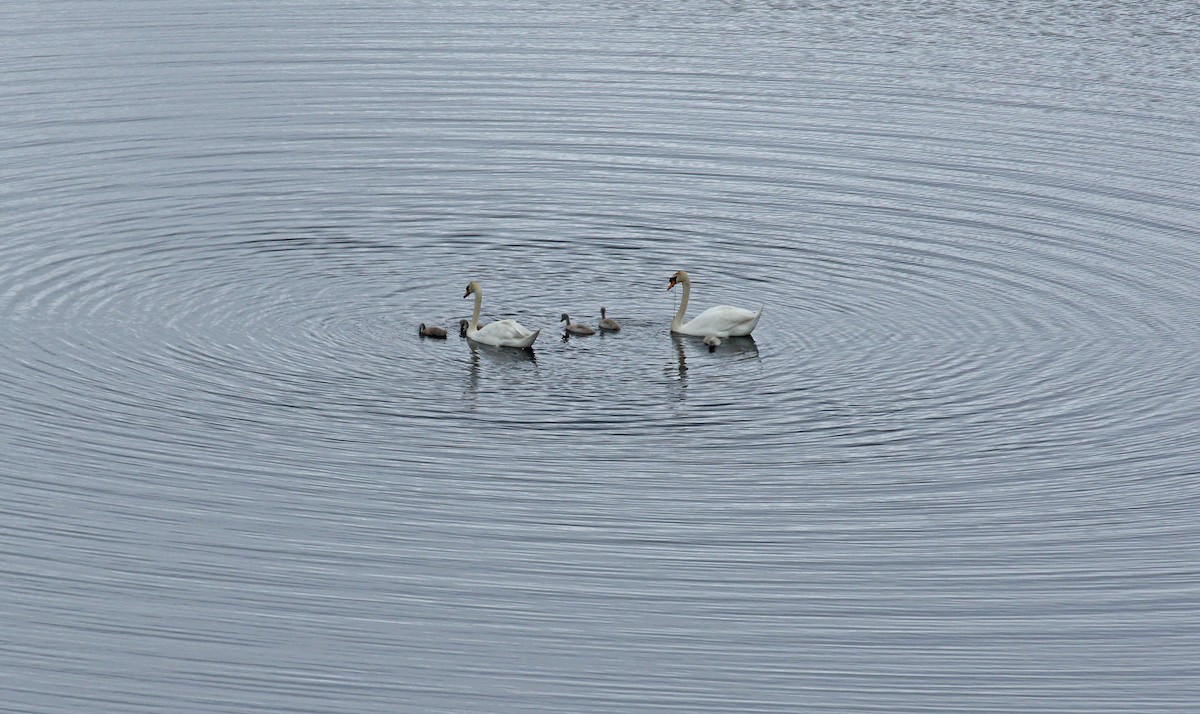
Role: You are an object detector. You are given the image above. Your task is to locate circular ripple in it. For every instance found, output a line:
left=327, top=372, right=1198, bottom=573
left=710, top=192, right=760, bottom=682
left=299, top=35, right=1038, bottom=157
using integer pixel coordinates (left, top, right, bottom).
left=3, top=3, right=1200, bottom=714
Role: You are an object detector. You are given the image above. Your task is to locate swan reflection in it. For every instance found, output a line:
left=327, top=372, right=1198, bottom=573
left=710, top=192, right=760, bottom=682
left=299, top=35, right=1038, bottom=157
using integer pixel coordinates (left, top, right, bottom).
left=668, top=332, right=759, bottom=384
left=465, top=340, right=538, bottom=397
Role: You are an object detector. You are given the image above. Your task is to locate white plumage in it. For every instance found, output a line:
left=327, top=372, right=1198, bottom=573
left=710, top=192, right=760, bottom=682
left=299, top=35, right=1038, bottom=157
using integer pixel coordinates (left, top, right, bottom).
left=462, top=281, right=539, bottom=349
left=667, top=270, right=762, bottom=338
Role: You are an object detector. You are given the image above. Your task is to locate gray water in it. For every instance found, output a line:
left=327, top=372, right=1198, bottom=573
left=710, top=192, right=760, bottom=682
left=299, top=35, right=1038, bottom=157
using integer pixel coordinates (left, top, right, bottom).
left=3, top=1, right=1199, bottom=712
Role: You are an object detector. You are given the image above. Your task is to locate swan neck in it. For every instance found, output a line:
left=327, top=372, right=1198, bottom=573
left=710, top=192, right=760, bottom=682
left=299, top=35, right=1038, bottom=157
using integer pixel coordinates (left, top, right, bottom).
left=470, top=287, right=482, bottom=332
left=672, top=280, right=690, bottom=329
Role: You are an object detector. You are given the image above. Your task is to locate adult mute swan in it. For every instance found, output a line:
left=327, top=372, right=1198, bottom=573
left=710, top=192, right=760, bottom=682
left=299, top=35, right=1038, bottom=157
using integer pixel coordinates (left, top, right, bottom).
left=463, top=281, right=540, bottom=349
left=598, top=307, right=621, bottom=331
left=667, top=270, right=762, bottom=337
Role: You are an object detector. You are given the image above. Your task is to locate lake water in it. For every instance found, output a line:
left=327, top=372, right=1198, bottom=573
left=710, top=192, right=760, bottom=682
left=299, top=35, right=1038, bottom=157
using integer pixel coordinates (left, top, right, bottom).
left=3, top=1, right=1198, bottom=712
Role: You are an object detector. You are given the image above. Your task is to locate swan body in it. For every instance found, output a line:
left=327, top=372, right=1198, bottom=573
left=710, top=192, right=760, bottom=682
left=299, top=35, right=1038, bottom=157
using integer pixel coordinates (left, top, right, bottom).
left=598, top=307, right=621, bottom=331
left=561, top=313, right=596, bottom=335
left=418, top=323, right=447, bottom=338
left=667, top=270, right=762, bottom=337
left=463, top=281, right=540, bottom=349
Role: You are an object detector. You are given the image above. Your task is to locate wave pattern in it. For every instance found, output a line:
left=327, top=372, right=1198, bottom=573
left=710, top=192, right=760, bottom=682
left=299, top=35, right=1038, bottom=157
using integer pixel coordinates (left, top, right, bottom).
left=2, top=1, right=1199, bottom=712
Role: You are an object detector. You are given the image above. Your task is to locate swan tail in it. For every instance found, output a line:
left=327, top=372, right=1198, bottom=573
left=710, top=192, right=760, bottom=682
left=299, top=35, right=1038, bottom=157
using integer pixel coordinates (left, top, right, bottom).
left=730, top=305, right=763, bottom=337
left=516, top=330, right=540, bottom=349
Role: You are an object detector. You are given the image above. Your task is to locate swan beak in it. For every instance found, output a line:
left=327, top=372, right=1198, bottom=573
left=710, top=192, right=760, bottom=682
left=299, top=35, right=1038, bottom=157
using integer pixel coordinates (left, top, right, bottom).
left=667, top=278, right=677, bottom=290
left=462, top=288, right=471, bottom=298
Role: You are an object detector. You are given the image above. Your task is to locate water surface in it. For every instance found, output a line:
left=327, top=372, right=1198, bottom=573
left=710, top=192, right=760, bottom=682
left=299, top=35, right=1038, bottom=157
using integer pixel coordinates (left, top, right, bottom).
left=3, top=1, right=1199, bottom=712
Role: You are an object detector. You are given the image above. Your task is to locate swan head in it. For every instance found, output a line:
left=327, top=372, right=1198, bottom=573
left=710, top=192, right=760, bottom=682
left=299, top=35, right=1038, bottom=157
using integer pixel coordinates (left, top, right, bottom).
left=560, top=313, right=570, bottom=323
left=600, top=307, right=607, bottom=317
left=463, top=281, right=480, bottom=298
left=667, top=270, right=689, bottom=291
left=419, top=322, right=427, bottom=335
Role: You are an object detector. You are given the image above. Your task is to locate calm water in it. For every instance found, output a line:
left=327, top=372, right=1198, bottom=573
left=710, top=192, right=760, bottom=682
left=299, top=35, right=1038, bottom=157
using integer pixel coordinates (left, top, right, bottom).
left=3, top=1, right=1199, bottom=711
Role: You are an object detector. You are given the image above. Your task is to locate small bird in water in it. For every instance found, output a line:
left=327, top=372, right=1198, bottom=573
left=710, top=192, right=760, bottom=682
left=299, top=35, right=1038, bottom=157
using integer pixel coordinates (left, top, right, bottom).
left=598, top=306, right=621, bottom=331
left=459, top=318, right=470, bottom=337
left=418, top=323, right=448, bottom=339
left=561, top=313, right=596, bottom=335
left=703, top=335, right=721, bottom=352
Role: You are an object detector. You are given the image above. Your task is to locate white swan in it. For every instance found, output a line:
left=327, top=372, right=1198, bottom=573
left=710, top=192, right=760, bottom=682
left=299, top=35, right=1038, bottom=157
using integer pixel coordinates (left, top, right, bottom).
left=667, top=270, right=762, bottom=337
left=463, top=281, right=540, bottom=349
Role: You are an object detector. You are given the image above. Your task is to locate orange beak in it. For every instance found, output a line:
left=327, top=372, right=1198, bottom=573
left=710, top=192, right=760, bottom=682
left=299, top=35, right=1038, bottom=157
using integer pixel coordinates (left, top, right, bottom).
left=667, top=277, right=677, bottom=291
left=463, top=288, right=471, bottom=298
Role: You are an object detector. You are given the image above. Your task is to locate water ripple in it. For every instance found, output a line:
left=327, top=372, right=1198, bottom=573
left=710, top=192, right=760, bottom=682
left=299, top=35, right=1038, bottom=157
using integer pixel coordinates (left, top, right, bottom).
left=3, top=1, right=1200, bottom=713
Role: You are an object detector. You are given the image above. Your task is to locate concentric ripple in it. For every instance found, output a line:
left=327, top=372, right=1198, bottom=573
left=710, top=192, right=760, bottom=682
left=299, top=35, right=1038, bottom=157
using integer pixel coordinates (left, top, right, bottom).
left=3, top=2, right=1199, bottom=713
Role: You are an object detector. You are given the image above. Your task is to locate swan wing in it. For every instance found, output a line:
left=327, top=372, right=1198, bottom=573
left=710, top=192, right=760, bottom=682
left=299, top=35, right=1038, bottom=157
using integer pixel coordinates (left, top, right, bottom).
left=471, top=319, right=539, bottom=348
left=679, top=305, right=762, bottom=337
left=727, top=305, right=763, bottom=336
